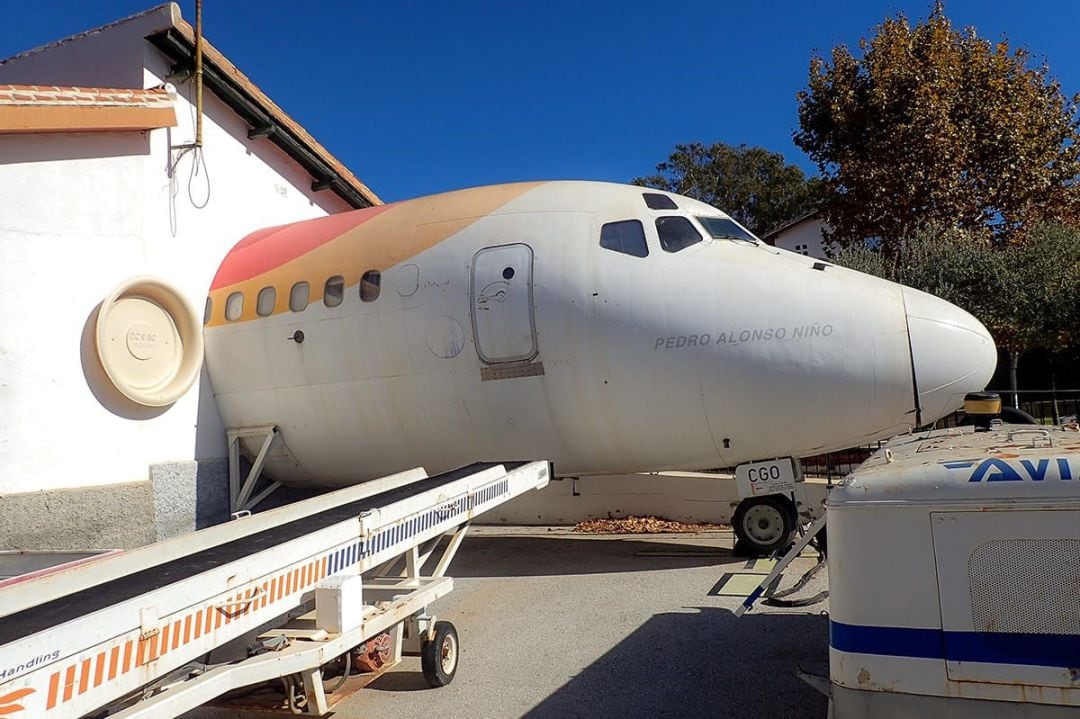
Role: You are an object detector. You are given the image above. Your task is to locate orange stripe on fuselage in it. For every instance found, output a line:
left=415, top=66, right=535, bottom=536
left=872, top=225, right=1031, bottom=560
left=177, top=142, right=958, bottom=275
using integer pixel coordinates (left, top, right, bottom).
left=205, top=182, right=543, bottom=327
left=211, top=204, right=398, bottom=290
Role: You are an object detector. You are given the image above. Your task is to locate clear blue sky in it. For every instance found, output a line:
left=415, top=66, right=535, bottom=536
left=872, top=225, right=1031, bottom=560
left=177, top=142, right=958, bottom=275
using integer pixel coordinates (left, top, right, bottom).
left=3, top=1, right=1079, bottom=202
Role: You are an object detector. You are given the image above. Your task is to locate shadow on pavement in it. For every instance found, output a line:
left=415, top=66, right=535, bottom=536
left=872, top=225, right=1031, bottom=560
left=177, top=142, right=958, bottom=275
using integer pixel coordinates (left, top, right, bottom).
left=523, top=607, right=829, bottom=719
left=365, top=670, right=431, bottom=693
left=445, top=534, right=736, bottom=578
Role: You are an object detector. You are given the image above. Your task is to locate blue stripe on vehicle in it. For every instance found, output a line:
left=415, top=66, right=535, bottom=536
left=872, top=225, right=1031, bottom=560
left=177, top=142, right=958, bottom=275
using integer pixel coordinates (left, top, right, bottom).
left=831, top=621, right=943, bottom=659
left=830, top=620, right=1080, bottom=667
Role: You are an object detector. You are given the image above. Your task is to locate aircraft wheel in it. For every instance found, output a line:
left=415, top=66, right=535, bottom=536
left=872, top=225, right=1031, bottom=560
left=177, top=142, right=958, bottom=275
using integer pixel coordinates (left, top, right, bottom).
left=421, top=621, right=459, bottom=687
left=733, top=497, right=796, bottom=556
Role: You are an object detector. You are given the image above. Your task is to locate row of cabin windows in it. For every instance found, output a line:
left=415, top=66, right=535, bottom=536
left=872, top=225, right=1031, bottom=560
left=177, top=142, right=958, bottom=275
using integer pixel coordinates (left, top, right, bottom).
left=209, top=270, right=381, bottom=323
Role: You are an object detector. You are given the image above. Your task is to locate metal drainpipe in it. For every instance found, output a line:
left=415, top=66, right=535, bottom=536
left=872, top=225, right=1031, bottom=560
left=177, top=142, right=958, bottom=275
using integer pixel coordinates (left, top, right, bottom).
left=194, top=0, right=203, bottom=148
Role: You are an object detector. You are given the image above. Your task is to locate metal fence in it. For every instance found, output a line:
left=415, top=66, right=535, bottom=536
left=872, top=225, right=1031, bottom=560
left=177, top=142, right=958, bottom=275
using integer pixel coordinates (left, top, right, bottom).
left=800, top=388, right=1080, bottom=480
left=998, top=388, right=1080, bottom=425
left=801, top=445, right=883, bottom=480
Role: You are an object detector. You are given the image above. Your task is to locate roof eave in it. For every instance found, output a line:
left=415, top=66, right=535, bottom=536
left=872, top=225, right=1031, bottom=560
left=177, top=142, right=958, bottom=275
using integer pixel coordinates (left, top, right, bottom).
left=147, top=26, right=380, bottom=209
left=761, top=208, right=823, bottom=243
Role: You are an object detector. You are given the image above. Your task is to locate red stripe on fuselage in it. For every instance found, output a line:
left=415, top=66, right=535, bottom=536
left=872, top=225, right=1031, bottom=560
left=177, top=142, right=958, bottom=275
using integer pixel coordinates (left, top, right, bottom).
left=210, top=203, right=397, bottom=290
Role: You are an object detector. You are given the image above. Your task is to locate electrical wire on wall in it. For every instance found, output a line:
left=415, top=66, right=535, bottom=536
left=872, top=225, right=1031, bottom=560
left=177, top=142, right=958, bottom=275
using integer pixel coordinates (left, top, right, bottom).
left=168, top=141, right=212, bottom=235
left=173, top=85, right=212, bottom=204
left=168, top=0, right=210, bottom=236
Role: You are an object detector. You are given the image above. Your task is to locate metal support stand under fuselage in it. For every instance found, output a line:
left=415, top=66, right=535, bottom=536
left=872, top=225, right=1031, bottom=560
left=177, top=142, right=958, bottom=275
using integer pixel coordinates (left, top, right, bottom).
left=227, top=425, right=281, bottom=514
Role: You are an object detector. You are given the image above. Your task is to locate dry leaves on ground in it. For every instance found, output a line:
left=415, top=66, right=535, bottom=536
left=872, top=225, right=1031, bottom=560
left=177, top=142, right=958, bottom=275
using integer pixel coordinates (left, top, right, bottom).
left=573, top=515, right=726, bottom=534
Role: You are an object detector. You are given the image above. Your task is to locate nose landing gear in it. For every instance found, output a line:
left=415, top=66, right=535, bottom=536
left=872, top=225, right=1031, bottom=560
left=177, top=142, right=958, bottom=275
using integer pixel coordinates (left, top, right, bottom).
left=732, top=495, right=798, bottom=556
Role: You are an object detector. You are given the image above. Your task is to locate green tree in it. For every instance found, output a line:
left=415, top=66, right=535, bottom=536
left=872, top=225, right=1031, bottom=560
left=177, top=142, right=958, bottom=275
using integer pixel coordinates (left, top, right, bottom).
left=795, top=3, right=1080, bottom=255
left=994, top=225, right=1080, bottom=397
left=632, top=142, right=819, bottom=236
left=832, top=225, right=1080, bottom=403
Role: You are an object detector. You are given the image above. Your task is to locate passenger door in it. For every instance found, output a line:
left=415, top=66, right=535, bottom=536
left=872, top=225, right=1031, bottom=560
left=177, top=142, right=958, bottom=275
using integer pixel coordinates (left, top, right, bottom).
left=470, top=244, right=537, bottom=363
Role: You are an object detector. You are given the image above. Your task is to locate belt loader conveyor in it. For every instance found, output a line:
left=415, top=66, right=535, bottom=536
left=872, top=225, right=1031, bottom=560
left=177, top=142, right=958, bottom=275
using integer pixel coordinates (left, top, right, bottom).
left=0, top=460, right=551, bottom=718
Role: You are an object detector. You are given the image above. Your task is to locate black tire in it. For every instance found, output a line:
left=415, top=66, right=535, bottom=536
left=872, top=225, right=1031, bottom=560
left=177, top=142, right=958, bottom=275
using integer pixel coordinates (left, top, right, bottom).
left=421, top=621, right=459, bottom=688
left=958, top=406, right=1039, bottom=426
left=732, top=496, right=797, bottom=556
left=1000, top=406, right=1038, bottom=425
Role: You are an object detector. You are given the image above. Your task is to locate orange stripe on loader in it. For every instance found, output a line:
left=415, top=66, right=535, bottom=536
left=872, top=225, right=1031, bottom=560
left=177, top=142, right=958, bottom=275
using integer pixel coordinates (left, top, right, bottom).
left=47, top=672, right=60, bottom=708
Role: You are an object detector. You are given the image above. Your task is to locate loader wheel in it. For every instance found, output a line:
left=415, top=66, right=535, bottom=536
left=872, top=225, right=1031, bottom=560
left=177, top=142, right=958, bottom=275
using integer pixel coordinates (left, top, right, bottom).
left=421, top=621, right=458, bottom=687
left=733, top=497, right=796, bottom=556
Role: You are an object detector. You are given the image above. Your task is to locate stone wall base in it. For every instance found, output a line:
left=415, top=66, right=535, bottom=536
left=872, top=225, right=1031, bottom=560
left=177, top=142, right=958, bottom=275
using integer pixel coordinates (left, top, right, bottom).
left=0, top=459, right=229, bottom=550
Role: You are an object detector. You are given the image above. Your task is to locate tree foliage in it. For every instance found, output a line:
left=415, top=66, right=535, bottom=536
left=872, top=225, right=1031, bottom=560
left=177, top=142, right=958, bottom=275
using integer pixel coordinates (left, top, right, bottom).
left=795, top=3, right=1080, bottom=255
left=994, top=224, right=1080, bottom=355
left=632, top=141, right=819, bottom=236
left=831, top=224, right=1080, bottom=392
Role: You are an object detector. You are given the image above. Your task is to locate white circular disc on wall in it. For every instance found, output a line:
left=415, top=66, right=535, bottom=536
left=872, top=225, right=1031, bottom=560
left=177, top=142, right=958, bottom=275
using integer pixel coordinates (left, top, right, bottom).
left=94, top=276, right=204, bottom=407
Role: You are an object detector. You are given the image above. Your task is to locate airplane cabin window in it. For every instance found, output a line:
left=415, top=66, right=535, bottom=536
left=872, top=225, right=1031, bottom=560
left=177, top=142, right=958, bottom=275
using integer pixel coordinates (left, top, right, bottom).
left=203, top=297, right=212, bottom=325
left=324, top=276, right=345, bottom=307
left=600, top=220, right=649, bottom=257
left=656, top=216, right=703, bottom=252
left=225, top=292, right=244, bottom=321
left=289, top=281, right=309, bottom=312
left=643, top=193, right=678, bottom=210
left=256, top=286, right=276, bottom=317
left=696, top=216, right=759, bottom=243
left=360, top=270, right=381, bottom=302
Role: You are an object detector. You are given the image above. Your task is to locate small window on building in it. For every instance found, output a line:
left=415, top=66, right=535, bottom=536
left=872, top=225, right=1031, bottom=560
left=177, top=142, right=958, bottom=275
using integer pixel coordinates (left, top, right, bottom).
left=324, top=276, right=345, bottom=307
left=256, top=286, right=276, bottom=317
left=656, top=216, right=703, bottom=253
left=225, top=292, right=244, bottom=321
left=600, top=220, right=649, bottom=258
left=289, top=281, right=309, bottom=312
left=643, top=193, right=678, bottom=210
left=795, top=243, right=809, bottom=256
left=203, top=297, right=213, bottom=325
left=360, top=270, right=381, bottom=302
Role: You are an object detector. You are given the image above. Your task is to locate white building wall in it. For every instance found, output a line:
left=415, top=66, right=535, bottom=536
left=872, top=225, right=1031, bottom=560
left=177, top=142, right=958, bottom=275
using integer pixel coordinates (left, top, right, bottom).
left=771, top=217, right=829, bottom=259
left=0, top=12, right=354, bottom=496
left=0, top=8, right=152, bottom=88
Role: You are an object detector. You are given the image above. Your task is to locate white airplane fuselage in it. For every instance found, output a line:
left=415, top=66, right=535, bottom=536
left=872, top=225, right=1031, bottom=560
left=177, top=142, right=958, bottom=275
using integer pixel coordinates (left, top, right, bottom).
left=203, top=181, right=996, bottom=487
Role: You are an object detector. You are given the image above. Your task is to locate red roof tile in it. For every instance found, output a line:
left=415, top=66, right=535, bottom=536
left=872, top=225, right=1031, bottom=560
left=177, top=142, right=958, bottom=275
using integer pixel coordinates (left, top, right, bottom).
left=0, top=84, right=177, bottom=133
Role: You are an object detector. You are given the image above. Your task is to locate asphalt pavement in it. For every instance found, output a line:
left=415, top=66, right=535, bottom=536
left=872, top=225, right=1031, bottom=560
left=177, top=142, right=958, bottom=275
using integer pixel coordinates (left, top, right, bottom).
left=188, top=527, right=829, bottom=719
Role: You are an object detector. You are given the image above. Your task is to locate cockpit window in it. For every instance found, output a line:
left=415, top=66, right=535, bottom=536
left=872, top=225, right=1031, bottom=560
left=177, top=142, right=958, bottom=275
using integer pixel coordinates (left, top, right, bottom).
left=656, top=216, right=703, bottom=253
left=696, top=216, right=759, bottom=243
left=600, top=220, right=649, bottom=258
left=643, top=193, right=678, bottom=210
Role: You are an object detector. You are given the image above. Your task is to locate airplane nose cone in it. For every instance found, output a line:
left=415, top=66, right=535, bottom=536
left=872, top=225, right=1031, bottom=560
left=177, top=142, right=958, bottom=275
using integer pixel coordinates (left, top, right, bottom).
left=903, top=287, right=997, bottom=423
